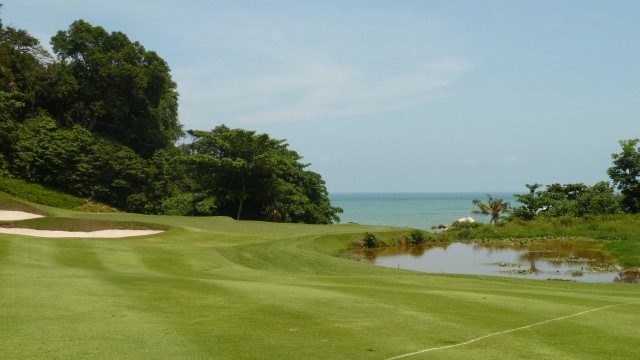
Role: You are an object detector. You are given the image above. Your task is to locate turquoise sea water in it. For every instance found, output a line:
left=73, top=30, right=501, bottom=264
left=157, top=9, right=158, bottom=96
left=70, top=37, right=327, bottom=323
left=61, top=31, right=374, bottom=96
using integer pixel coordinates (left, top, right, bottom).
left=330, top=192, right=519, bottom=230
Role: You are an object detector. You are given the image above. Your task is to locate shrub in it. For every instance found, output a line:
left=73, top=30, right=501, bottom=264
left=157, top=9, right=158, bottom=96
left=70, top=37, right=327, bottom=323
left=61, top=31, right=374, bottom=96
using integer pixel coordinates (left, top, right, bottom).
left=451, top=220, right=482, bottom=230
left=363, top=232, right=379, bottom=248
left=379, top=236, right=399, bottom=247
left=409, top=229, right=427, bottom=244
left=453, top=228, right=475, bottom=240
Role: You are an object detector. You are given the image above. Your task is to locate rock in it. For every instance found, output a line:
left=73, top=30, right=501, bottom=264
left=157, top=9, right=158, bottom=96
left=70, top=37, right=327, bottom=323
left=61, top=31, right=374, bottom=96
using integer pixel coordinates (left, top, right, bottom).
left=456, top=217, right=475, bottom=223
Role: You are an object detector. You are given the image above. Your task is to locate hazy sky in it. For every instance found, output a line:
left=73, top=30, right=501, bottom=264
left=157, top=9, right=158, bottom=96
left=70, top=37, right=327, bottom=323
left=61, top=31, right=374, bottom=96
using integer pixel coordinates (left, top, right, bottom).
left=4, top=1, right=639, bottom=192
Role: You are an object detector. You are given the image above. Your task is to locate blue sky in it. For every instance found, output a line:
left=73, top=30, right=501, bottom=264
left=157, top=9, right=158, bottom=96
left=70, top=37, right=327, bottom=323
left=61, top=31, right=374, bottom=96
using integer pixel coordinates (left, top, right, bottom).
left=4, top=1, right=639, bottom=192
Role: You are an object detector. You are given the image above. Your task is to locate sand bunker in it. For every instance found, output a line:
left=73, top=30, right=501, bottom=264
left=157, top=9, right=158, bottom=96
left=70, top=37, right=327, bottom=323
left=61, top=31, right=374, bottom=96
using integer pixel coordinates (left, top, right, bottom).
left=0, top=211, right=163, bottom=238
left=0, top=227, right=163, bottom=238
left=0, top=210, right=44, bottom=221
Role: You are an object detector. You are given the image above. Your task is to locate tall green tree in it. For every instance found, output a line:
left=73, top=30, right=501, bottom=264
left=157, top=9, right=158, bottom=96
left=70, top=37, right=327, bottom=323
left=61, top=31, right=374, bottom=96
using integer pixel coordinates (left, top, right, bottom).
left=510, top=182, right=621, bottom=220
left=510, top=183, right=544, bottom=220
left=574, top=181, right=621, bottom=217
left=608, top=139, right=640, bottom=213
left=186, top=126, right=284, bottom=220
left=184, top=125, right=341, bottom=223
left=472, top=194, right=510, bottom=224
left=0, top=5, right=51, bottom=120
left=3, top=114, right=151, bottom=210
left=49, top=20, right=182, bottom=157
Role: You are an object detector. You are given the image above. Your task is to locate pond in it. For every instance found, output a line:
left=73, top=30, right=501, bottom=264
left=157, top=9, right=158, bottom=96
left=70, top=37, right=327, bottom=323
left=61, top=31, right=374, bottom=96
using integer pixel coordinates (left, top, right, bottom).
left=361, top=240, right=639, bottom=283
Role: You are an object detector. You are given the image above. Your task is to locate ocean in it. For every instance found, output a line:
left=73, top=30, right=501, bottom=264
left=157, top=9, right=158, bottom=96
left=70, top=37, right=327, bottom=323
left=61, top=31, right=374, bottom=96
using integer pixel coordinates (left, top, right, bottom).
left=330, top=192, right=519, bottom=230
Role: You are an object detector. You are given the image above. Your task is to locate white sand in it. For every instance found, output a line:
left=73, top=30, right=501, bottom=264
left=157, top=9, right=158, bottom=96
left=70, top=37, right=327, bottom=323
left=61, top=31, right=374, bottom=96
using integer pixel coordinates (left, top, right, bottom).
left=0, top=227, right=163, bottom=238
left=0, top=210, right=44, bottom=221
left=0, top=211, right=163, bottom=238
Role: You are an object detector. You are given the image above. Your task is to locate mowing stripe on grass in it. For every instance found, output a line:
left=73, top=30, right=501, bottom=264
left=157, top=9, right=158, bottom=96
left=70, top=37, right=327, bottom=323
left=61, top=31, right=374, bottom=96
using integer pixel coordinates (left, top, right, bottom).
left=387, top=300, right=640, bottom=360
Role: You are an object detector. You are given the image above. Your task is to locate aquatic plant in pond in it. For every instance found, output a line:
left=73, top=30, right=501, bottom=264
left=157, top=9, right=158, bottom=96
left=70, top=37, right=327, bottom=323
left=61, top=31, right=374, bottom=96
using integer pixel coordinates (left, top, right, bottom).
left=366, top=239, right=629, bottom=283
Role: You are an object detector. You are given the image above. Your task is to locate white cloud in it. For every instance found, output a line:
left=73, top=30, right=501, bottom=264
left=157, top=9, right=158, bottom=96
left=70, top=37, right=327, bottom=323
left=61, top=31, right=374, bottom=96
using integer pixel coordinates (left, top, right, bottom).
left=170, top=10, right=471, bottom=128
left=177, top=49, right=471, bottom=127
left=319, top=155, right=332, bottom=164
left=462, top=158, right=476, bottom=167
left=500, top=155, right=521, bottom=165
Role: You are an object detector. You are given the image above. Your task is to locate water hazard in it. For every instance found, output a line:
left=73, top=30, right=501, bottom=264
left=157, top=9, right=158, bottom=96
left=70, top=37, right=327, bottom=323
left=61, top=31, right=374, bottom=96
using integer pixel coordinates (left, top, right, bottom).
left=363, top=240, right=639, bottom=283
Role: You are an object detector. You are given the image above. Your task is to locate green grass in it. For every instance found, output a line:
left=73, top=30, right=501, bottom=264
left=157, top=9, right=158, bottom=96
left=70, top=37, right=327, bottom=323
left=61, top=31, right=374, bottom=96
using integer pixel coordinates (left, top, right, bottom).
left=0, top=177, right=117, bottom=213
left=0, top=194, right=48, bottom=215
left=1, top=197, right=639, bottom=359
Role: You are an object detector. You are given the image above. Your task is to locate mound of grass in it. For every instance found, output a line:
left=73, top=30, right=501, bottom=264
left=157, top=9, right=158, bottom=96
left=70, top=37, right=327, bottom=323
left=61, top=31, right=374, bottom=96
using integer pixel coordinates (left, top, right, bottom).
left=0, top=195, right=47, bottom=215
left=0, top=178, right=117, bottom=212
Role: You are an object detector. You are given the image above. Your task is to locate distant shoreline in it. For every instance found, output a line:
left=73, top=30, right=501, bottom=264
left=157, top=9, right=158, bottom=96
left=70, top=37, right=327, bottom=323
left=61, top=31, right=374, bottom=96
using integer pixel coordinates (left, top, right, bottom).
left=330, top=192, right=521, bottom=230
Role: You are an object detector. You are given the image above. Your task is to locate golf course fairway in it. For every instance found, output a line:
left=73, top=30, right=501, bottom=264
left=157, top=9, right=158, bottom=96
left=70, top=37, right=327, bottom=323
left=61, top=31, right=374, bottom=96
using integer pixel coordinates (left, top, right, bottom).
left=1, top=207, right=639, bottom=359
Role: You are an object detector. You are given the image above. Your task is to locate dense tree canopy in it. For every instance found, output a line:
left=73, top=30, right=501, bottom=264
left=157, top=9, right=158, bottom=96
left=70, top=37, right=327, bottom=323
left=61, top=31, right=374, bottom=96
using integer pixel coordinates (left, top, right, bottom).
left=0, top=11, right=341, bottom=223
left=608, top=139, right=640, bottom=213
left=0, top=5, right=51, bottom=121
left=185, top=126, right=342, bottom=223
left=49, top=20, right=182, bottom=157
left=510, top=182, right=621, bottom=220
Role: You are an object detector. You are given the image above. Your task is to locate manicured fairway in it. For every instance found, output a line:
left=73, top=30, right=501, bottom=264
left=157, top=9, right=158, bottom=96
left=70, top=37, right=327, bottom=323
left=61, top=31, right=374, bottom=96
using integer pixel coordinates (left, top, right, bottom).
left=1, top=207, right=639, bottom=359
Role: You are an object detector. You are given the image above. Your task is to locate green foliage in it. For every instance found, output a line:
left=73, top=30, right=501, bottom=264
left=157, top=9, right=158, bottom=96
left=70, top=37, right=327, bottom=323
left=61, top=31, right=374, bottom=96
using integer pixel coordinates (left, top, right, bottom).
left=604, top=240, right=640, bottom=267
left=49, top=20, right=182, bottom=157
left=185, top=125, right=342, bottom=223
left=160, top=192, right=217, bottom=216
left=510, top=182, right=621, bottom=220
left=408, top=229, right=427, bottom=244
left=1, top=115, right=149, bottom=210
left=448, top=221, right=483, bottom=240
left=363, top=232, right=379, bottom=248
left=510, top=183, right=543, bottom=220
left=472, top=194, right=510, bottom=224
left=608, top=139, right=640, bottom=213
left=442, top=214, right=640, bottom=267
left=0, top=16, right=342, bottom=223
left=0, top=177, right=84, bottom=210
left=451, top=220, right=482, bottom=230
left=0, top=18, right=51, bottom=119
left=0, top=193, right=46, bottom=214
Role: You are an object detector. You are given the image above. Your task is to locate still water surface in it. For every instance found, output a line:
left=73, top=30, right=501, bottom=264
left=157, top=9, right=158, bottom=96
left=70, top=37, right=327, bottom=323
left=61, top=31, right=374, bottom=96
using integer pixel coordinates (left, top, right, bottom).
left=367, top=240, right=638, bottom=283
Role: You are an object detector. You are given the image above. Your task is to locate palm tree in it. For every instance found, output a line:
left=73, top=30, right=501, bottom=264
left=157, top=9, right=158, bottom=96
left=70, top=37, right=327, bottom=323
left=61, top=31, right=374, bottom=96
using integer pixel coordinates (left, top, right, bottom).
left=472, top=194, right=510, bottom=225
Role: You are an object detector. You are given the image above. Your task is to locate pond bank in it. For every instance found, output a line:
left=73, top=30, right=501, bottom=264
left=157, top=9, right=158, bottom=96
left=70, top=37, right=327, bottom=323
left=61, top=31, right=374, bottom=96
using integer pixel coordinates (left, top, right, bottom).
left=355, top=239, right=639, bottom=283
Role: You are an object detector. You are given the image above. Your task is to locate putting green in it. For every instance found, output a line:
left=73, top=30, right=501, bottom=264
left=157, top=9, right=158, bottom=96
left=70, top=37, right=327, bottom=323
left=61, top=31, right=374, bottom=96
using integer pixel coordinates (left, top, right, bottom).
left=1, top=211, right=639, bottom=359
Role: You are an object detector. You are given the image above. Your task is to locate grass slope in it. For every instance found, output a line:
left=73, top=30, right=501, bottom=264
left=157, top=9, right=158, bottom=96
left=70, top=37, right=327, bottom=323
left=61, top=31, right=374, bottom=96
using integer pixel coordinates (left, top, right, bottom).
left=1, top=202, right=639, bottom=359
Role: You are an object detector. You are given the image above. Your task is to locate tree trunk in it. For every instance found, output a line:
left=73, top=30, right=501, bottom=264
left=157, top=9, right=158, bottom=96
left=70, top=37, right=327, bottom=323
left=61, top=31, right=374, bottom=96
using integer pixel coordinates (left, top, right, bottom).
left=236, top=179, right=246, bottom=220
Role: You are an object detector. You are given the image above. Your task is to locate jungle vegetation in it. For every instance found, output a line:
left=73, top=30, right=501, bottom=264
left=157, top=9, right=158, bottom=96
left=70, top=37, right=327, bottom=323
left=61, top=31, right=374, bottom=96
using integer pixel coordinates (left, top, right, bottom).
left=0, top=6, right=341, bottom=223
